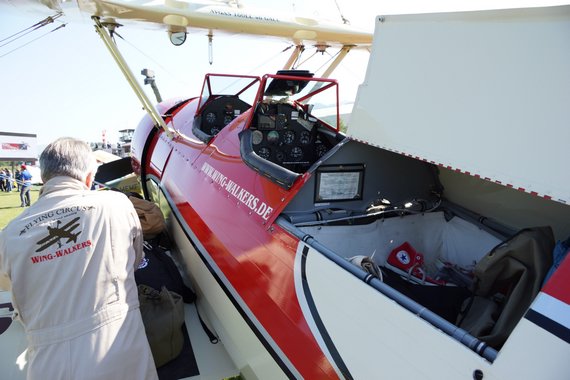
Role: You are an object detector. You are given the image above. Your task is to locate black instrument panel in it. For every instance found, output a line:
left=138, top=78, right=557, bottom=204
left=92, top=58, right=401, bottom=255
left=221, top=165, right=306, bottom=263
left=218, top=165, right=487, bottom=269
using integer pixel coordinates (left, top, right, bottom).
left=200, top=96, right=250, bottom=136
left=250, top=103, right=335, bottom=173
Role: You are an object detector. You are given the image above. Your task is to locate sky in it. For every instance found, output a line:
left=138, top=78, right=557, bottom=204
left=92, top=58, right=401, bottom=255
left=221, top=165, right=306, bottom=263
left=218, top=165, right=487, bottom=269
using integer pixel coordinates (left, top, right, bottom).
left=0, top=0, right=566, bottom=152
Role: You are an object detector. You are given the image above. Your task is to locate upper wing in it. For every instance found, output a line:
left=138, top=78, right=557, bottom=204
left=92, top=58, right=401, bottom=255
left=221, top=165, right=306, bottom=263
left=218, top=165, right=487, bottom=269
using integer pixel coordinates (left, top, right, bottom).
left=7, top=0, right=372, bottom=47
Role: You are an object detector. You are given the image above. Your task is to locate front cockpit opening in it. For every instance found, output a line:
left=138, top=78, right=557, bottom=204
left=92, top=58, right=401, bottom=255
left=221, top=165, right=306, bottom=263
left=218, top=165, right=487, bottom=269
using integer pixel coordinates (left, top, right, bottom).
left=192, top=74, right=260, bottom=144
left=277, top=136, right=567, bottom=358
left=193, top=95, right=251, bottom=143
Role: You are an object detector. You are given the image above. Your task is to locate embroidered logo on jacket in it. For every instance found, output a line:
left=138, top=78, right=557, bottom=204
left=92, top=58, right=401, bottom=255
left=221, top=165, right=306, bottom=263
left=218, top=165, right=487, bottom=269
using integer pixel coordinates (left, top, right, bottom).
left=35, top=217, right=81, bottom=252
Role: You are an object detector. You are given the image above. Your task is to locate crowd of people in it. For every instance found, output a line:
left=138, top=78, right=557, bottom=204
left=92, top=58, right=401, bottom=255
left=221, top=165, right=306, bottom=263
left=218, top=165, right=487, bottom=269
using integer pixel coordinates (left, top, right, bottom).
left=0, top=168, right=15, bottom=192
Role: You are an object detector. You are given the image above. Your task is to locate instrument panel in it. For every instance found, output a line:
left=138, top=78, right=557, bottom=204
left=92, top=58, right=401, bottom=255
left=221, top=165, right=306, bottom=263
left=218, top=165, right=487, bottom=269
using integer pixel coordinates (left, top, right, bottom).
left=250, top=103, right=336, bottom=172
left=200, top=96, right=250, bottom=136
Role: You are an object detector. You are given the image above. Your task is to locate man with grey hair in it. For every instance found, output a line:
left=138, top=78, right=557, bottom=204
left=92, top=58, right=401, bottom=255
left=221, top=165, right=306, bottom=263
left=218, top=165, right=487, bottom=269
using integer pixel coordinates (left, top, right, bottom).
left=0, top=137, right=158, bottom=379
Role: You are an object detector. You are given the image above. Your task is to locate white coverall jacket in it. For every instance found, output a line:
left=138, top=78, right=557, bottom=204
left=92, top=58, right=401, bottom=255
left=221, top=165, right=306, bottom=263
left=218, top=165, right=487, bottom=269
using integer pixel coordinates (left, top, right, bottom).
left=0, top=176, right=158, bottom=380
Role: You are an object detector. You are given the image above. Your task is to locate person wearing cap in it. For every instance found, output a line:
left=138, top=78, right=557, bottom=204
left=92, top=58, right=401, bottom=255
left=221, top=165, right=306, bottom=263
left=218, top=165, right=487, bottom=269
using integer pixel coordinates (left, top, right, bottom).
left=0, top=137, right=157, bottom=380
left=19, top=164, right=32, bottom=207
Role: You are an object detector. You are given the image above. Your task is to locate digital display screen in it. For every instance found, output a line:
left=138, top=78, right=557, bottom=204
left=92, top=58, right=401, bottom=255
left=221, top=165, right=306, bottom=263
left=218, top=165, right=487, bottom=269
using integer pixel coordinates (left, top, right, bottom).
left=315, top=165, right=365, bottom=202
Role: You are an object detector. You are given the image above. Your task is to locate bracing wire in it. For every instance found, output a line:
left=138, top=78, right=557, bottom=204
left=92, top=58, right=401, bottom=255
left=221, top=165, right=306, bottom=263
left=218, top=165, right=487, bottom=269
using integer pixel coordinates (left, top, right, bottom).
left=110, top=30, right=193, bottom=88
left=333, top=0, right=350, bottom=24
left=111, top=30, right=160, bottom=68
left=295, top=50, right=318, bottom=69
left=244, top=44, right=296, bottom=75
left=218, top=43, right=296, bottom=94
left=316, top=52, right=337, bottom=74
left=0, top=27, right=40, bottom=48
left=302, top=48, right=341, bottom=77
left=0, top=24, right=66, bottom=59
left=0, top=13, right=63, bottom=47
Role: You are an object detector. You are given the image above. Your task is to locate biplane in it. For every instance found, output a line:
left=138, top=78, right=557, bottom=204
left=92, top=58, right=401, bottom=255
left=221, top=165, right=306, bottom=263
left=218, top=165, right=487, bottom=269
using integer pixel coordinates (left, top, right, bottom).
left=2, top=1, right=570, bottom=380
left=35, top=217, right=81, bottom=252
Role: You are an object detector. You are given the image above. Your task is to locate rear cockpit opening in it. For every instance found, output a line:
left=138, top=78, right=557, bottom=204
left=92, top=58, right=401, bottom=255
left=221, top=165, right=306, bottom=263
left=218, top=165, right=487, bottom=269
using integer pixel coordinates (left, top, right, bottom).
left=247, top=101, right=343, bottom=173
left=240, top=70, right=344, bottom=189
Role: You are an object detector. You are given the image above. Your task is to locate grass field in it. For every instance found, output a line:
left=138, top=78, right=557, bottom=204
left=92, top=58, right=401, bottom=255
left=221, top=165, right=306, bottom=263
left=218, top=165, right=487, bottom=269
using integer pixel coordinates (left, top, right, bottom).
left=0, top=187, right=41, bottom=229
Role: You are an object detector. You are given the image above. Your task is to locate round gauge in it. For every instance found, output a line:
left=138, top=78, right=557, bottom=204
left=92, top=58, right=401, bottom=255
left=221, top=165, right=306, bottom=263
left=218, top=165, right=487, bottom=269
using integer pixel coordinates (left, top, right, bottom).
left=300, top=130, right=311, bottom=145
left=267, top=130, right=279, bottom=145
left=252, top=130, right=263, bottom=145
left=223, top=114, right=234, bottom=125
left=290, top=146, right=303, bottom=161
left=315, top=143, right=328, bottom=158
left=283, top=130, right=295, bottom=145
left=210, top=126, right=220, bottom=135
left=258, top=147, right=271, bottom=160
left=205, top=112, right=216, bottom=124
left=275, top=150, right=286, bottom=163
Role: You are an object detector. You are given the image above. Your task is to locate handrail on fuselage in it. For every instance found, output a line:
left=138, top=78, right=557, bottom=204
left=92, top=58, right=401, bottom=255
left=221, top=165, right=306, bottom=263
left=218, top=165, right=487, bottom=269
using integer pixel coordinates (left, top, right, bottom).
left=276, top=216, right=499, bottom=363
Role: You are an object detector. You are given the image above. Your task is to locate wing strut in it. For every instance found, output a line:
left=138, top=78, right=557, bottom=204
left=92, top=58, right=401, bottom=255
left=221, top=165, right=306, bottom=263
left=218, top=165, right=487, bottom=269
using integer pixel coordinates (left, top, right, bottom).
left=319, top=44, right=353, bottom=79
left=302, top=44, right=353, bottom=111
left=92, top=16, right=172, bottom=137
left=282, top=45, right=304, bottom=70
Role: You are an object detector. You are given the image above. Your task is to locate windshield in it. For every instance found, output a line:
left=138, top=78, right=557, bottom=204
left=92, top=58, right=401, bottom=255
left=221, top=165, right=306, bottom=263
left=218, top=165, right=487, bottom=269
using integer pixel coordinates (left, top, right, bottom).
left=197, top=74, right=260, bottom=113
left=260, top=72, right=339, bottom=131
